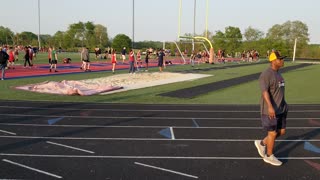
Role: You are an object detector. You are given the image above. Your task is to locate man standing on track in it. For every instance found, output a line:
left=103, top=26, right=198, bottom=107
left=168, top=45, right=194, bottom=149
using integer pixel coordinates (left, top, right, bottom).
left=255, top=50, right=288, bottom=166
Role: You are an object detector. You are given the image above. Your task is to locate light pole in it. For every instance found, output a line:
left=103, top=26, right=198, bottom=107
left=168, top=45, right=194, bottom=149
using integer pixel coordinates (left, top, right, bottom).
left=132, top=0, right=135, bottom=49
left=38, top=0, right=41, bottom=50
left=193, top=0, right=196, bottom=51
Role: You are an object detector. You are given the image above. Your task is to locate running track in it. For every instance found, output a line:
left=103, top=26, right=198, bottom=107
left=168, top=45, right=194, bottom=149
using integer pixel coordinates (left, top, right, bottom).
left=0, top=101, right=319, bottom=179
left=4, top=61, right=163, bottom=80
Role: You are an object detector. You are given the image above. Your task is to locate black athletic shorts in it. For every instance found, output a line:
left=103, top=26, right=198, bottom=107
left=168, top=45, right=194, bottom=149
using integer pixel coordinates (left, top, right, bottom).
left=51, top=60, right=57, bottom=64
left=261, top=111, right=287, bottom=131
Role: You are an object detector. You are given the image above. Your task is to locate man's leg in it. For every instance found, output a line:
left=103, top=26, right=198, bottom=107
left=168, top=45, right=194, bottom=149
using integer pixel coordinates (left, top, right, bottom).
left=262, top=130, right=283, bottom=166
left=264, top=131, right=277, bottom=156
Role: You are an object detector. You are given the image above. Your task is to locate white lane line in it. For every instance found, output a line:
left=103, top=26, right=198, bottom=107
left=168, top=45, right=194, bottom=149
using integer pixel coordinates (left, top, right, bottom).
left=46, top=141, right=95, bottom=154
left=192, top=119, right=200, bottom=128
left=134, top=162, right=198, bottom=179
left=0, top=114, right=319, bottom=120
left=0, top=129, right=16, bottom=135
left=0, top=123, right=319, bottom=129
left=170, top=127, right=175, bottom=140
left=1, top=154, right=320, bottom=160
left=1, top=135, right=320, bottom=142
left=1, top=105, right=319, bottom=112
left=2, top=159, right=62, bottom=179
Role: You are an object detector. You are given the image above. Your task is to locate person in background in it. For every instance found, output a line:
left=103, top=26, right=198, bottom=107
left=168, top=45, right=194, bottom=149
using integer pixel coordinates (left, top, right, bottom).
left=7, top=47, right=15, bottom=69
left=145, top=50, right=150, bottom=72
left=48, top=47, right=52, bottom=65
left=28, top=46, right=34, bottom=65
left=49, top=47, right=58, bottom=72
left=158, top=49, right=165, bottom=72
left=24, top=46, right=32, bottom=68
left=14, top=46, right=19, bottom=61
left=136, top=50, right=142, bottom=71
left=0, top=47, right=9, bottom=80
left=121, top=47, right=126, bottom=64
left=190, top=50, right=196, bottom=67
left=128, top=49, right=135, bottom=74
left=111, top=49, right=117, bottom=74
left=80, top=47, right=91, bottom=72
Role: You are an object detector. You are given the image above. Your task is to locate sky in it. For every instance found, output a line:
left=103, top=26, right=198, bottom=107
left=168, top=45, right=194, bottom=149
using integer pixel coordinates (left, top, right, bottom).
left=1, top=0, right=319, bottom=44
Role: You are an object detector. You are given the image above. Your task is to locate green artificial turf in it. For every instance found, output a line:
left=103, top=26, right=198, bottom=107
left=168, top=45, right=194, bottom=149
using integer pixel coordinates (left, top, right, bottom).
left=1, top=53, right=319, bottom=104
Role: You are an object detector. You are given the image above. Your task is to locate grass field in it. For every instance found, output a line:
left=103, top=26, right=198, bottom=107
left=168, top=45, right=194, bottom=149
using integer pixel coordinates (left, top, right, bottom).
left=1, top=52, right=320, bottom=104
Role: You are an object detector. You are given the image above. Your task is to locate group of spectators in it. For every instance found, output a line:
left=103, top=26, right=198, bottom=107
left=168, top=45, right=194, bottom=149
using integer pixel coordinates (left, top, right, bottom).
left=0, top=45, right=40, bottom=80
left=106, top=47, right=166, bottom=74
left=241, top=50, right=260, bottom=62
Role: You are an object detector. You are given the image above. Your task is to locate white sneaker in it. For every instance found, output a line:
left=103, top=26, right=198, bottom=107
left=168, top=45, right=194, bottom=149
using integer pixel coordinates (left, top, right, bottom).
left=263, top=154, right=282, bottom=166
left=254, top=140, right=266, bottom=158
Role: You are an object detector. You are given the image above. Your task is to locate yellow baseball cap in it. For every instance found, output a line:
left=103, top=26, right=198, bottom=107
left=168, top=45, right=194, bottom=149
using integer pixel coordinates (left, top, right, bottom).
left=269, top=51, right=287, bottom=61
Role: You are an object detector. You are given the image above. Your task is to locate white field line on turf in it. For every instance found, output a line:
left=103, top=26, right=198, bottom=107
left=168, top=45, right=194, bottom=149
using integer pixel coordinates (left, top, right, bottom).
left=1, top=105, right=320, bottom=113
left=1, top=114, right=319, bottom=120
left=1, top=154, right=320, bottom=160
left=134, top=162, right=198, bottom=179
left=2, top=159, right=62, bottom=179
left=1, top=135, right=320, bottom=142
left=46, top=141, right=95, bottom=154
left=0, top=129, right=16, bottom=135
left=0, top=123, right=319, bottom=129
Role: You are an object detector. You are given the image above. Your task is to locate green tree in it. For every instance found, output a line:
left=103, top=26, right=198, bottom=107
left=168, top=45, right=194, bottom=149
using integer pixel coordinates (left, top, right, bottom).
left=112, top=34, right=132, bottom=52
left=40, top=34, right=52, bottom=47
left=212, top=27, right=242, bottom=55
left=94, top=24, right=109, bottom=47
left=244, top=26, right=264, bottom=41
left=224, top=26, right=242, bottom=54
left=242, top=27, right=265, bottom=53
left=62, top=21, right=109, bottom=50
left=19, top=31, right=38, bottom=46
left=212, top=30, right=226, bottom=50
left=0, top=26, right=14, bottom=45
left=266, top=20, right=309, bottom=56
left=52, top=31, right=65, bottom=48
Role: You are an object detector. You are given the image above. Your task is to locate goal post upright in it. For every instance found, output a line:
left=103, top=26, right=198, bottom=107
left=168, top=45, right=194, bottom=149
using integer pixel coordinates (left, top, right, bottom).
left=178, top=0, right=214, bottom=64
left=293, top=38, right=297, bottom=62
left=178, top=0, right=182, bottom=39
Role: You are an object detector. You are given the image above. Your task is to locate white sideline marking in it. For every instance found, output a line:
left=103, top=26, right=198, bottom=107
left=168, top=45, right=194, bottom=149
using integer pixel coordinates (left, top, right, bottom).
left=2, top=159, right=62, bottom=179
left=1, top=154, right=320, bottom=160
left=1, top=135, right=320, bottom=142
left=46, top=141, right=95, bottom=154
left=0, top=123, right=319, bottom=129
left=1, top=113, right=319, bottom=120
left=134, top=162, right=198, bottom=179
left=0, top=129, right=16, bottom=135
left=170, top=127, right=175, bottom=140
left=1, top=105, right=320, bottom=112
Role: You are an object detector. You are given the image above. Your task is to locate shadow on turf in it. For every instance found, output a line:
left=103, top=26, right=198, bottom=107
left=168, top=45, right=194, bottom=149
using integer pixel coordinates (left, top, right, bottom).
left=275, top=128, right=320, bottom=164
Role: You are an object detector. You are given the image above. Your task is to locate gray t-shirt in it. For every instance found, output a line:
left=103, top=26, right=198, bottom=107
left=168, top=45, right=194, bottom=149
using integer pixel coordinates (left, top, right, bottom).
left=81, top=48, right=89, bottom=61
left=259, top=67, right=287, bottom=115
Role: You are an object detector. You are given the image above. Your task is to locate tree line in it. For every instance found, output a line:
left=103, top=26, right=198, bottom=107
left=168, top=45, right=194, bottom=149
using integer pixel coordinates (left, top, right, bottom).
left=0, top=20, right=319, bottom=58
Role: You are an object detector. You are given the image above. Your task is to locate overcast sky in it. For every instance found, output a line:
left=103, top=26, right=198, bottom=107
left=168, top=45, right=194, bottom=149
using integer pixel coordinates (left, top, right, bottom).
left=1, top=0, right=319, bottom=44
